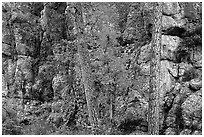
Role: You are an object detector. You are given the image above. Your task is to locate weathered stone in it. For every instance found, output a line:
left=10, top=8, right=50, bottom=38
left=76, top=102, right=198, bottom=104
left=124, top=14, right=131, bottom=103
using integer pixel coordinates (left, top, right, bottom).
left=194, top=89, right=202, bottom=97
left=179, top=129, right=192, bottom=135
left=164, top=127, right=177, bottom=135
left=139, top=62, right=150, bottom=76
left=178, top=62, right=193, bottom=77
left=16, top=56, right=33, bottom=81
left=7, top=59, right=17, bottom=84
left=52, top=74, right=68, bottom=99
left=197, top=123, right=202, bottom=130
left=38, top=64, right=55, bottom=81
left=160, top=60, right=175, bottom=104
left=192, top=118, right=201, bottom=130
left=125, top=105, right=147, bottom=122
left=2, top=43, right=12, bottom=56
left=2, top=34, right=13, bottom=44
left=162, top=16, right=186, bottom=31
left=166, top=62, right=179, bottom=78
left=179, top=85, right=192, bottom=96
left=165, top=116, right=176, bottom=127
left=163, top=2, right=180, bottom=16
left=193, top=60, right=202, bottom=68
left=173, top=94, right=181, bottom=104
left=137, top=43, right=151, bottom=64
left=161, top=35, right=181, bottom=60
left=191, top=46, right=202, bottom=68
left=181, top=92, right=202, bottom=128
left=129, top=131, right=147, bottom=135
left=131, top=76, right=149, bottom=101
left=189, top=78, right=202, bottom=91
left=191, top=130, right=202, bottom=135
left=182, top=113, right=192, bottom=127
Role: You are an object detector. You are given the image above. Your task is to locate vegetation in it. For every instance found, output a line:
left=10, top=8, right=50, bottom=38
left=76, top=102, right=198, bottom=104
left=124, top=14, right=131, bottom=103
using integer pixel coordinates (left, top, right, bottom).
left=2, top=2, right=202, bottom=135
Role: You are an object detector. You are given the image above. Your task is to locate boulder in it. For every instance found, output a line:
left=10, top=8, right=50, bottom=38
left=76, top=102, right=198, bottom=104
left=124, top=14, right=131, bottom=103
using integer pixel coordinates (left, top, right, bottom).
left=181, top=91, right=202, bottom=128
left=164, top=127, right=177, bottom=135
left=163, top=2, right=180, bottom=16
left=178, top=62, right=193, bottom=77
left=179, top=85, right=192, bottom=98
left=179, top=129, right=191, bottom=135
left=191, top=130, right=202, bottom=135
left=2, top=43, right=12, bottom=56
left=165, top=115, right=177, bottom=127
left=190, top=46, right=202, bottom=68
left=166, top=62, right=179, bottom=78
left=189, top=78, right=202, bottom=91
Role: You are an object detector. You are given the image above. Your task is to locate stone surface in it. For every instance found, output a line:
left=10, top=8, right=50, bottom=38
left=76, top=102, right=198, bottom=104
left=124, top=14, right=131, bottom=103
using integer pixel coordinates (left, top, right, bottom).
left=189, top=78, right=202, bottom=91
left=16, top=56, right=33, bottom=81
left=178, top=62, right=193, bottom=77
left=137, top=43, right=151, bottom=64
left=161, top=35, right=181, bottom=60
left=191, top=130, right=202, bottom=135
left=181, top=91, right=202, bottom=128
left=162, top=16, right=186, bottom=31
left=38, top=64, right=55, bottom=81
left=191, top=46, right=202, bottom=68
left=166, top=62, right=179, bottom=78
left=160, top=60, right=175, bottom=104
left=131, top=76, right=149, bottom=100
left=163, top=2, right=180, bottom=16
left=2, top=43, right=12, bottom=56
left=52, top=74, right=68, bottom=99
left=139, top=62, right=150, bottom=76
left=164, top=127, right=177, bottom=135
left=179, top=129, right=192, bottom=135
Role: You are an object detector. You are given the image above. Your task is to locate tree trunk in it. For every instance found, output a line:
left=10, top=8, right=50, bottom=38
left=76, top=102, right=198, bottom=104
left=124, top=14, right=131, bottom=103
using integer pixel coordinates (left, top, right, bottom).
left=74, top=3, right=99, bottom=128
left=148, top=2, right=162, bottom=135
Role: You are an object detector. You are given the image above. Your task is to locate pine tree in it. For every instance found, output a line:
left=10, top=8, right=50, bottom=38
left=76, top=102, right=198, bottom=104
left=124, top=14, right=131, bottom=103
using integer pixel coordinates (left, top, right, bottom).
left=148, top=2, right=162, bottom=135
left=73, top=3, right=99, bottom=129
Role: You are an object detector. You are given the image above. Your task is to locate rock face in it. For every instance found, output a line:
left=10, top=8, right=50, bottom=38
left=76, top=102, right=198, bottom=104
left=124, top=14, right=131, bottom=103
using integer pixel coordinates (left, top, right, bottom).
left=2, top=2, right=202, bottom=135
left=126, top=2, right=202, bottom=135
left=162, top=2, right=180, bottom=16
left=189, top=78, right=202, bottom=91
left=161, top=35, right=181, bottom=60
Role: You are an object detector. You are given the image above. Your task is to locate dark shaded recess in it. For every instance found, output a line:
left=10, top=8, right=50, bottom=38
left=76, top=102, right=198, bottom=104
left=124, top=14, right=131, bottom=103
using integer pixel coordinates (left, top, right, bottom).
left=40, top=84, right=54, bottom=103
left=30, top=2, right=44, bottom=17
left=161, top=97, right=176, bottom=134
left=31, top=81, right=54, bottom=103
left=65, top=105, right=79, bottom=128
left=174, top=48, right=191, bottom=63
left=118, top=119, right=147, bottom=134
left=116, top=36, right=135, bottom=47
left=2, top=53, right=13, bottom=59
left=2, top=5, right=8, bottom=13
left=175, top=100, right=185, bottom=134
left=115, top=2, right=130, bottom=33
left=174, top=26, right=202, bottom=64
left=162, top=27, right=186, bottom=37
left=182, top=67, right=198, bottom=82
left=20, top=118, right=31, bottom=125
left=49, top=2, right=67, bottom=14
left=146, top=23, right=153, bottom=38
